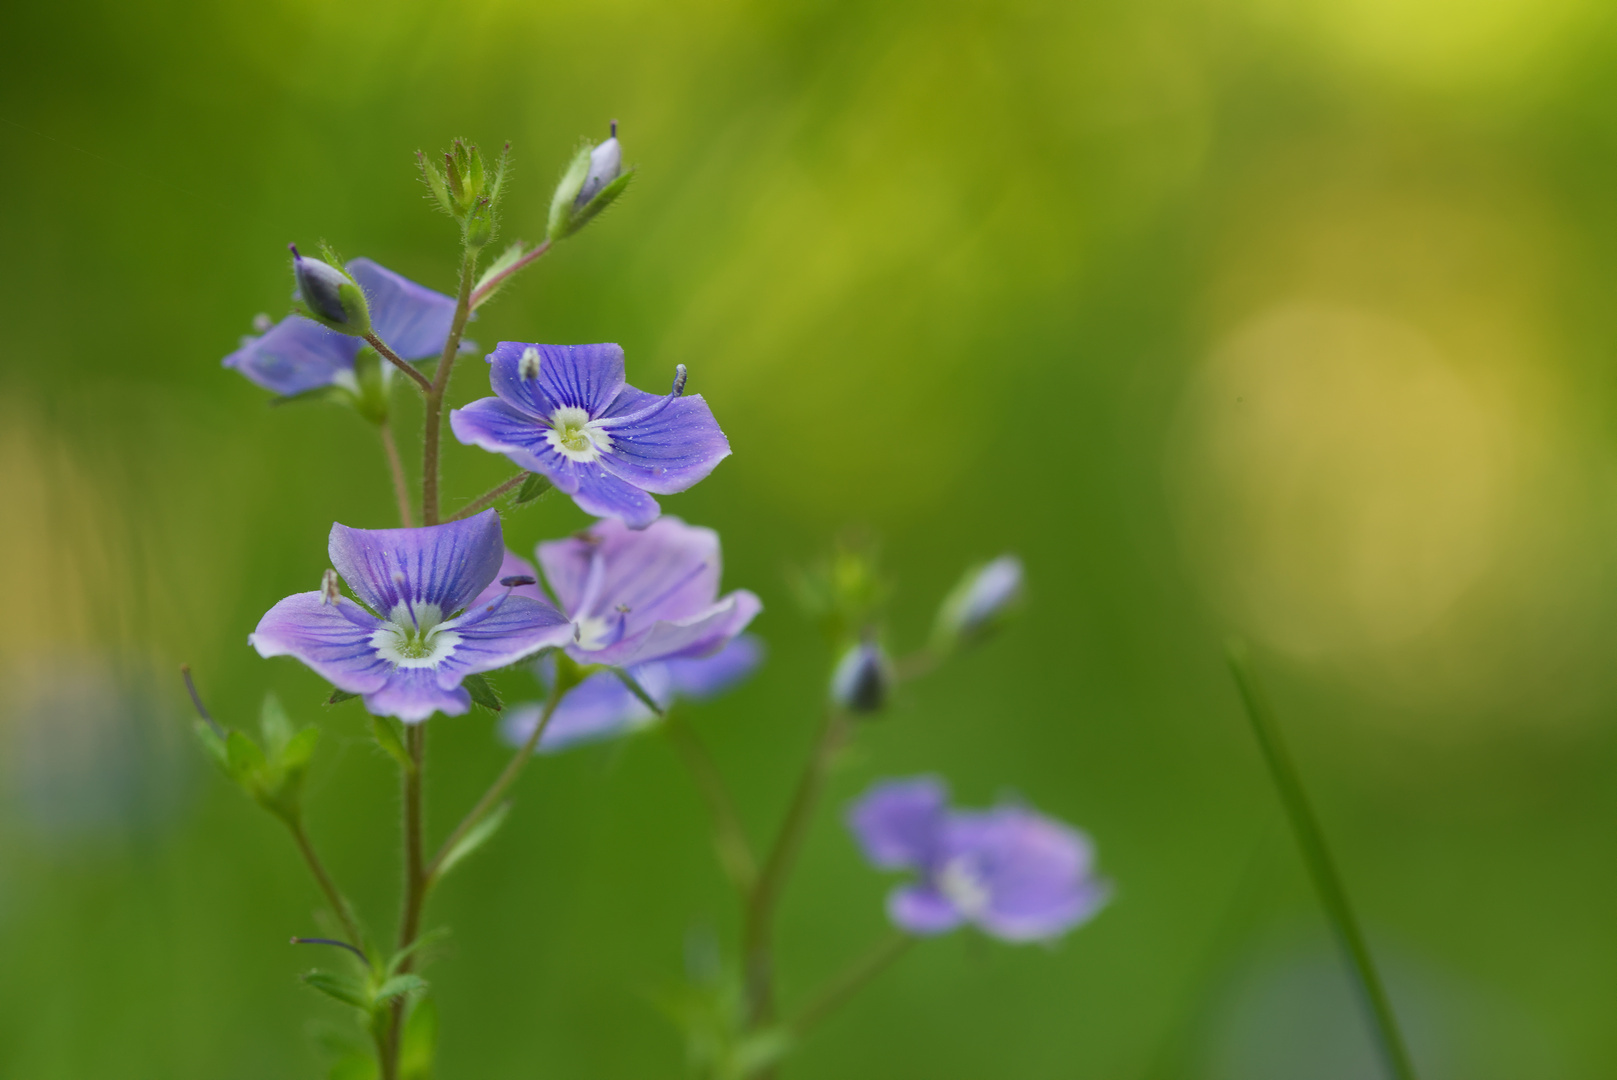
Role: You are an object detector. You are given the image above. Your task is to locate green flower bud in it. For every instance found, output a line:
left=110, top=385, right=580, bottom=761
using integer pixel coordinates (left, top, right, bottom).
left=290, top=244, right=370, bottom=336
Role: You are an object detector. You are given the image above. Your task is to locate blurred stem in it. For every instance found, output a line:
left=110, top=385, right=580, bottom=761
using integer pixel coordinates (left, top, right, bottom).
left=790, top=932, right=912, bottom=1036
left=424, top=678, right=563, bottom=884
left=363, top=332, right=432, bottom=393
left=891, top=647, right=939, bottom=683
left=1225, top=640, right=1418, bottom=1080
left=447, top=470, right=526, bottom=521
left=383, top=723, right=428, bottom=1080
left=421, top=249, right=477, bottom=526
left=379, top=421, right=414, bottom=527
left=288, top=821, right=364, bottom=949
left=469, top=238, right=551, bottom=309
left=664, top=712, right=756, bottom=893
left=742, top=707, right=852, bottom=1034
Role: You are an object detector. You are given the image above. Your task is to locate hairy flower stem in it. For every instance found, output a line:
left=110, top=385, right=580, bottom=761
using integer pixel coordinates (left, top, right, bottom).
left=363, top=333, right=433, bottom=393
left=469, top=239, right=551, bottom=309
left=379, top=422, right=415, bottom=527
left=290, top=822, right=364, bottom=948
left=447, top=470, right=527, bottom=522
left=742, top=708, right=852, bottom=1033
left=424, top=679, right=563, bottom=883
left=1226, top=641, right=1418, bottom=1080
left=383, top=723, right=428, bottom=1080
left=665, top=713, right=757, bottom=892
left=422, top=250, right=478, bottom=526
left=791, top=932, right=912, bottom=1036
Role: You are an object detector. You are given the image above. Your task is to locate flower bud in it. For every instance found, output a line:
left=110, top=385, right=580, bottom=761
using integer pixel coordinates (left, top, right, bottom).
left=548, top=121, right=633, bottom=241
left=575, top=126, right=622, bottom=209
left=290, top=245, right=370, bottom=336
left=830, top=640, right=892, bottom=714
left=932, top=555, right=1024, bottom=652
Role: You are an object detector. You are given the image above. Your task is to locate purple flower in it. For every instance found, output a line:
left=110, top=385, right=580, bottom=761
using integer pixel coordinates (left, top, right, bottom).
left=847, top=778, right=1109, bottom=942
left=449, top=343, right=730, bottom=528
left=224, top=258, right=467, bottom=397
left=248, top=511, right=572, bottom=723
left=501, top=635, right=764, bottom=753
left=536, top=516, right=761, bottom=669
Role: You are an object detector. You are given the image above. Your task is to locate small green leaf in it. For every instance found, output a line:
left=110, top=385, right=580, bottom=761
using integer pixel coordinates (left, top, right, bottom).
left=281, top=724, right=320, bottom=773
left=434, top=802, right=510, bottom=880
left=327, top=1054, right=379, bottom=1080
left=400, top=997, right=438, bottom=1080
left=371, top=716, right=414, bottom=774
left=375, top=973, right=427, bottom=1005
left=513, top=472, right=552, bottom=505
left=463, top=672, right=502, bottom=713
left=260, top=694, right=294, bottom=758
left=225, top=730, right=267, bottom=784
left=270, top=384, right=346, bottom=409
left=733, top=1027, right=793, bottom=1077
left=386, top=928, right=451, bottom=979
left=191, top=719, right=229, bottom=769
left=327, top=687, right=359, bottom=705
left=302, top=969, right=371, bottom=1011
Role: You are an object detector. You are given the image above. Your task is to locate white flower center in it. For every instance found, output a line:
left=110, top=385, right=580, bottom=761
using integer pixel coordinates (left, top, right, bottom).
left=370, top=602, right=461, bottom=668
left=545, top=406, right=613, bottom=463
left=571, top=613, right=619, bottom=651
left=937, top=856, right=992, bottom=917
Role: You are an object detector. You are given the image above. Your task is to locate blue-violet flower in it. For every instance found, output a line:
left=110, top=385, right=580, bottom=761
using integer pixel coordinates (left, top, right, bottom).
left=248, top=511, right=572, bottom=723
left=449, top=343, right=730, bottom=528
left=847, top=777, right=1109, bottom=941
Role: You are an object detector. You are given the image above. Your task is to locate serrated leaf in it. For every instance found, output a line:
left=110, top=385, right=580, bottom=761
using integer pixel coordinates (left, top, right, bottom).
left=463, top=672, right=502, bottom=713
left=473, top=241, right=528, bottom=291
left=400, top=996, right=438, bottom=1080
left=260, top=694, right=294, bottom=757
left=371, top=716, right=413, bottom=773
left=327, top=687, right=359, bottom=705
left=513, top=472, right=552, bottom=505
left=375, top=974, right=427, bottom=1005
left=302, top=970, right=371, bottom=1011
left=434, top=802, right=510, bottom=881
left=281, top=724, right=320, bottom=773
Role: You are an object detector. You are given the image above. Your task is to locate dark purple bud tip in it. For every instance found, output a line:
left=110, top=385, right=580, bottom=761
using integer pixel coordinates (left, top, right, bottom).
left=500, top=574, right=537, bottom=588
left=670, top=364, right=688, bottom=397
left=610, top=119, right=618, bottom=138
left=288, top=242, right=300, bottom=256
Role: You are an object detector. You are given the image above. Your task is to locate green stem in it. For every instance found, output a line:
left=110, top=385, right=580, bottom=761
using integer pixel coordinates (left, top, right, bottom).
left=379, top=421, right=414, bottom=527
left=423, top=679, right=563, bottom=884
left=742, top=708, right=852, bottom=1030
left=288, top=821, right=364, bottom=949
left=383, top=723, right=427, bottom=1080
left=363, top=332, right=433, bottom=393
left=421, top=250, right=477, bottom=525
left=1225, top=640, right=1418, bottom=1080
left=469, top=238, right=551, bottom=309
left=790, top=932, right=912, bottom=1036
left=665, top=712, right=757, bottom=893
left=447, top=471, right=527, bottom=521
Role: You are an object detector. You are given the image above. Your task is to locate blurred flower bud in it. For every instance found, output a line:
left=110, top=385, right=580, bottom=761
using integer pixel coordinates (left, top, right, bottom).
left=932, top=555, right=1024, bottom=653
left=830, top=640, right=892, bottom=714
left=290, top=244, right=370, bottom=336
left=419, top=139, right=509, bottom=232
left=548, top=121, right=633, bottom=241
left=320, top=568, right=340, bottom=606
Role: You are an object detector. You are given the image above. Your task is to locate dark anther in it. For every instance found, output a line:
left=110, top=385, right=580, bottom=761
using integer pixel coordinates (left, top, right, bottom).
left=500, top=575, right=537, bottom=588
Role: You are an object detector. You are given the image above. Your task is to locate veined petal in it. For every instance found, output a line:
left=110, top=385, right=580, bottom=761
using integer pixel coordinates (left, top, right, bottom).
left=366, top=667, right=471, bottom=724
left=596, top=392, right=731, bottom=495
left=347, top=258, right=468, bottom=361
left=487, top=342, right=625, bottom=419
left=943, top=807, right=1106, bottom=942
left=329, top=511, right=505, bottom=619
left=449, top=399, right=554, bottom=473
left=847, top=776, right=950, bottom=871
left=887, top=885, right=964, bottom=936
left=249, top=593, right=389, bottom=693
left=569, top=464, right=661, bottom=528
left=568, top=589, right=760, bottom=669
left=537, top=517, right=723, bottom=624
left=223, top=315, right=359, bottom=396
left=432, top=595, right=574, bottom=689
left=663, top=635, right=764, bottom=699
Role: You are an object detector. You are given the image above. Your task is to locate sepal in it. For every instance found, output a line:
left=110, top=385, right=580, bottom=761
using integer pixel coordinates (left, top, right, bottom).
left=291, top=244, right=371, bottom=336
left=547, top=123, right=633, bottom=241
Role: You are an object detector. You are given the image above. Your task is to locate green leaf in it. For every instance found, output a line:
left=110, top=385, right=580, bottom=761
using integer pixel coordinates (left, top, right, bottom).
left=563, top=169, right=634, bottom=239
left=302, top=969, right=371, bottom=1011
left=270, top=384, right=347, bottom=409
left=191, top=719, right=229, bottom=769
left=385, top=928, right=451, bottom=979
left=400, top=997, right=438, bottom=1080
left=374, top=973, right=427, bottom=1005
left=280, top=724, right=320, bottom=773
left=260, top=694, right=294, bottom=757
left=225, top=730, right=267, bottom=785
left=513, top=472, right=552, bottom=505
left=612, top=667, right=665, bottom=717
left=327, top=1054, right=379, bottom=1080
left=463, top=672, right=502, bottom=713
left=327, top=687, right=359, bottom=705
left=732, top=1028, right=793, bottom=1078
left=434, top=802, right=510, bottom=880
left=371, top=716, right=414, bottom=774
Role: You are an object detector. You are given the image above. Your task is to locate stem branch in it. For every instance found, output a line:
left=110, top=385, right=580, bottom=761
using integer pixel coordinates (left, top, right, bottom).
left=422, top=250, right=478, bottom=526
left=363, top=333, right=433, bottom=393
left=290, top=822, right=364, bottom=949
left=1226, top=641, right=1418, bottom=1080
left=379, top=421, right=415, bottom=527
left=665, top=713, right=757, bottom=893
left=382, top=723, right=428, bottom=1080
left=447, top=471, right=527, bottom=521
left=791, top=932, right=912, bottom=1036
left=469, top=239, right=551, bottom=309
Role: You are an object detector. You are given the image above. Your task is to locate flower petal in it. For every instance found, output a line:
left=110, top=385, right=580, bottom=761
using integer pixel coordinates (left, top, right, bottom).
left=662, top=635, right=765, bottom=700
left=449, top=398, right=555, bottom=474
left=329, top=511, right=505, bottom=619
left=487, top=342, right=626, bottom=419
left=572, top=590, right=760, bottom=668
left=347, top=258, right=467, bottom=361
left=432, top=595, right=574, bottom=689
left=249, top=593, right=390, bottom=693
left=887, top=885, right=964, bottom=935
left=596, top=392, right=732, bottom=495
left=223, top=316, right=359, bottom=396
left=365, top=667, right=471, bottom=724
left=568, top=464, right=661, bottom=528
left=943, top=807, right=1107, bottom=942
left=847, top=776, right=950, bottom=871
left=537, top=517, right=723, bottom=624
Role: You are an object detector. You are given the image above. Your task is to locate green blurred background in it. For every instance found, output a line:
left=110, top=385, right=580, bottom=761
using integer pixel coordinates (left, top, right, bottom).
left=3, top=0, right=1617, bottom=1075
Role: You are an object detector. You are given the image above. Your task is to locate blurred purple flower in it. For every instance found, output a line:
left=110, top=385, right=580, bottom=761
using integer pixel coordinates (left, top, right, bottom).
left=248, top=511, right=572, bottom=723
left=223, top=258, right=468, bottom=396
left=501, top=635, right=765, bottom=753
left=448, top=343, right=730, bottom=527
left=847, top=777, right=1109, bottom=942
